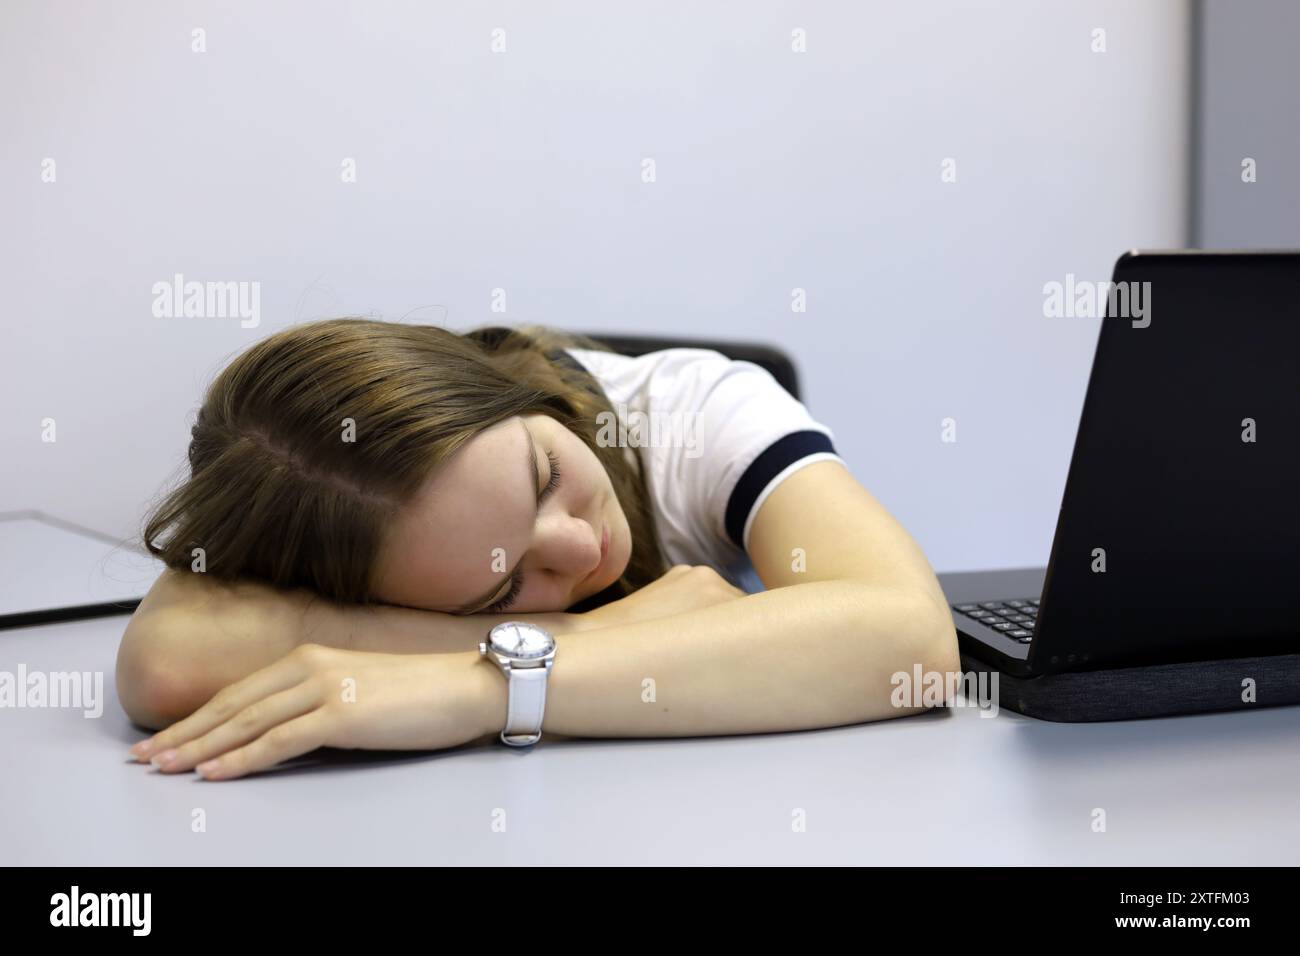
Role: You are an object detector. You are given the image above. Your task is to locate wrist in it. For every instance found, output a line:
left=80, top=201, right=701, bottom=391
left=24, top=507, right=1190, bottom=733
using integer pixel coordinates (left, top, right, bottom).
left=470, top=651, right=509, bottom=738
left=531, top=610, right=594, bottom=635
left=565, top=607, right=612, bottom=633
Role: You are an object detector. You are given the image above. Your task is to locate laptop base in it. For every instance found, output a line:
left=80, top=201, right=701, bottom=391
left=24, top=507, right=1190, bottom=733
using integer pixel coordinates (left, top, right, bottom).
left=959, top=649, right=1300, bottom=722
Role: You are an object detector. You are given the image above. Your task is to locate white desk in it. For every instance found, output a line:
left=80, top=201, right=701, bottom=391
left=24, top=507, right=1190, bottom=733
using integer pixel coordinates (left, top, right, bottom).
left=2, top=568, right=1297, bottom=865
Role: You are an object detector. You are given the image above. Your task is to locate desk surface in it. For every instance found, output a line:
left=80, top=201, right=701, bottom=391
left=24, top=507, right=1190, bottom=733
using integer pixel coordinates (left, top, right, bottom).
left=3, top=568, right=1298, bottom=866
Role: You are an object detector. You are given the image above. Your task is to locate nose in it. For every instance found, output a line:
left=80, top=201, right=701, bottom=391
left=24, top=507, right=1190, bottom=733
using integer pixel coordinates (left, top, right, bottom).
left=535, top=512, right=602, bottom=581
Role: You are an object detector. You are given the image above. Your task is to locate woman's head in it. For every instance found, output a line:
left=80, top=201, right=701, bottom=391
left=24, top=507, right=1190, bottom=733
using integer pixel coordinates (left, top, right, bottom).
left=143, top=319, right=667, bottom=612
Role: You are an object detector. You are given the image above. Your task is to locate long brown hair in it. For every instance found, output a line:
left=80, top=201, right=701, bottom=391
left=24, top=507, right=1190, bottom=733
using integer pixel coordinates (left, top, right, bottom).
left=141, top=318, right=668, bottom=609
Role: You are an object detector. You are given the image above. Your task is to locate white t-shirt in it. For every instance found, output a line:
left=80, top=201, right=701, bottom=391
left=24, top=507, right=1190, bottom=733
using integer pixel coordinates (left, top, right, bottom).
left=562, top=346, right=846, bottom=590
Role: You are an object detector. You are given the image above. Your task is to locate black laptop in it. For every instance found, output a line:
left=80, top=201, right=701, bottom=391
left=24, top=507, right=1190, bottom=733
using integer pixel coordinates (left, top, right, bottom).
left=953, top=251, right=1300, bottom=680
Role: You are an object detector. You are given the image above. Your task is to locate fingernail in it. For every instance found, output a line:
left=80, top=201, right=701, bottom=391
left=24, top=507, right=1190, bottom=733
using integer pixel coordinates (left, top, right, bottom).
left=195, top=759, right=220, bottom=778
left=129, top=738, right=155, bottom=760
left=150, top=749, right=178, bottom=769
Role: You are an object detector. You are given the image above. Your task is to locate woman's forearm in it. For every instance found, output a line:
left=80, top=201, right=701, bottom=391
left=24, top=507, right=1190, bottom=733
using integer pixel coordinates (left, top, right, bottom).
left=516, top=580, right=958, bottom=738
left=118, top=568, right=589, bottom=727
left=310, top=597, right=585, bottom=654
left=121, top=561, right=753, bottom=728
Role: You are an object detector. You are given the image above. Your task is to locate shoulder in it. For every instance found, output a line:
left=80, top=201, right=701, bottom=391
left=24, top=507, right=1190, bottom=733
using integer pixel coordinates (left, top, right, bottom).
left=565, top=344, right=844, bottom=562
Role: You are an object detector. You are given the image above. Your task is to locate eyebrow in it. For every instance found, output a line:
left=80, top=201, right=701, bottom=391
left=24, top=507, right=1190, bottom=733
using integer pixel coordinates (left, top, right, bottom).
left=452, top=420, right=541, bottom=614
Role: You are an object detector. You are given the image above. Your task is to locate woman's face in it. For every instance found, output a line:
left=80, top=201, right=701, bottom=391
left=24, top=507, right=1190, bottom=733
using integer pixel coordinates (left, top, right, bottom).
left=372, top=414, right=631, bottom=614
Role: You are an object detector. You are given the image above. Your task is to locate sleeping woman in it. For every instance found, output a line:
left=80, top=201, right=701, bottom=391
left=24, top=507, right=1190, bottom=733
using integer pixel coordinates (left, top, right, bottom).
left=119, top=318, right=959, bottom=780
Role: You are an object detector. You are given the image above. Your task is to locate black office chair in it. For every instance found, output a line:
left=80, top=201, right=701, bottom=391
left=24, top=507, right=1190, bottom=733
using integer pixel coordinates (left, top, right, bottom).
left=574, top=332, right=802, bottom=401
left=467, top=325, right=803, bottom=402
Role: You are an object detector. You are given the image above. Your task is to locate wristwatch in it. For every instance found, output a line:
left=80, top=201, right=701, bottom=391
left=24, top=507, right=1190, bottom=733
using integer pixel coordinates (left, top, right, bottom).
left=479, top=621, right=557, bottom=747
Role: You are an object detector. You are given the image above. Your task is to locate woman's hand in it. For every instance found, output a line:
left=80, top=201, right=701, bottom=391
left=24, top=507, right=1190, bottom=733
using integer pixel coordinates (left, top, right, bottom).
left=580, top=564, right=748, bottom=631
left=126, top=644, right=500, bottom=780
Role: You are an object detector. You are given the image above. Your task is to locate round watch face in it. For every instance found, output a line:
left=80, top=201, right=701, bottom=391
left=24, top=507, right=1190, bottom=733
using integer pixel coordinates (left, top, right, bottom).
left=487, top=622, right=555, bottom=659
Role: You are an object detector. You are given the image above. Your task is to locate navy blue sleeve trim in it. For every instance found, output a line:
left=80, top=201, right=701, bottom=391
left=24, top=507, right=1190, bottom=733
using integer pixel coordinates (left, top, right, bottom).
left=724, top=430, right=837, bottom=550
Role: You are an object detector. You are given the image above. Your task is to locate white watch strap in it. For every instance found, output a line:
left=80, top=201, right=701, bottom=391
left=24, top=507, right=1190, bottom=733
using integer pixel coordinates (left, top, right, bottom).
left=502, top=664, right=549, bottom=746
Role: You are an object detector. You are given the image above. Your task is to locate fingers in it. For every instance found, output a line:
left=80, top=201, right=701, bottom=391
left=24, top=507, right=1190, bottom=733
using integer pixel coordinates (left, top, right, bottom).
left=150, top=682, right=321, bottom=776
left=195, top=711, right=332, bottom=781
left=130, top=646, right=318, bottom=765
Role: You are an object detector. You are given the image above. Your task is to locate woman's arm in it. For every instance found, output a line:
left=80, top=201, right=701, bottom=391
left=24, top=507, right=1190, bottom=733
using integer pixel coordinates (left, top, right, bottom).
left=527, top=459, right=959, bottom=736
left=117, top=562, right=749, bottom=730
left=534, top=580, right=949, bottom=736
left=115, top=568, right=588, bottom=730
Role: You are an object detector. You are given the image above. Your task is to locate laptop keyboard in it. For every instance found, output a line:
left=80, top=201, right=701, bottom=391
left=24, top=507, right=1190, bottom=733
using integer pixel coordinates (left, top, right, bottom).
left=951, top=599, right=1039, bottom=643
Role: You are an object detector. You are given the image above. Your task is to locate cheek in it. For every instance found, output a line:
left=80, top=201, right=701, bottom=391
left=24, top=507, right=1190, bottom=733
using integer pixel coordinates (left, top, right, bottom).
left=592, top=457, right=614, bottom=493
left=569, top=439, right=608, bottom=491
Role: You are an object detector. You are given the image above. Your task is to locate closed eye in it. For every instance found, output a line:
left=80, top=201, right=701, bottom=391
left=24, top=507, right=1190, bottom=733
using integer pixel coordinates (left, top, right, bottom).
left=484, top=450, right=561, bottom=613
left=541, top=449, right=561, bottom=501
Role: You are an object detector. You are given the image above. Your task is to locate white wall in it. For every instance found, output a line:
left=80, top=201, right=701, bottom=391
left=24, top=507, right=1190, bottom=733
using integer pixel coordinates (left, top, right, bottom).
left=1195, top=0, right=1300, bottom=247
left=1, top=0, right=1190, bottom=574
